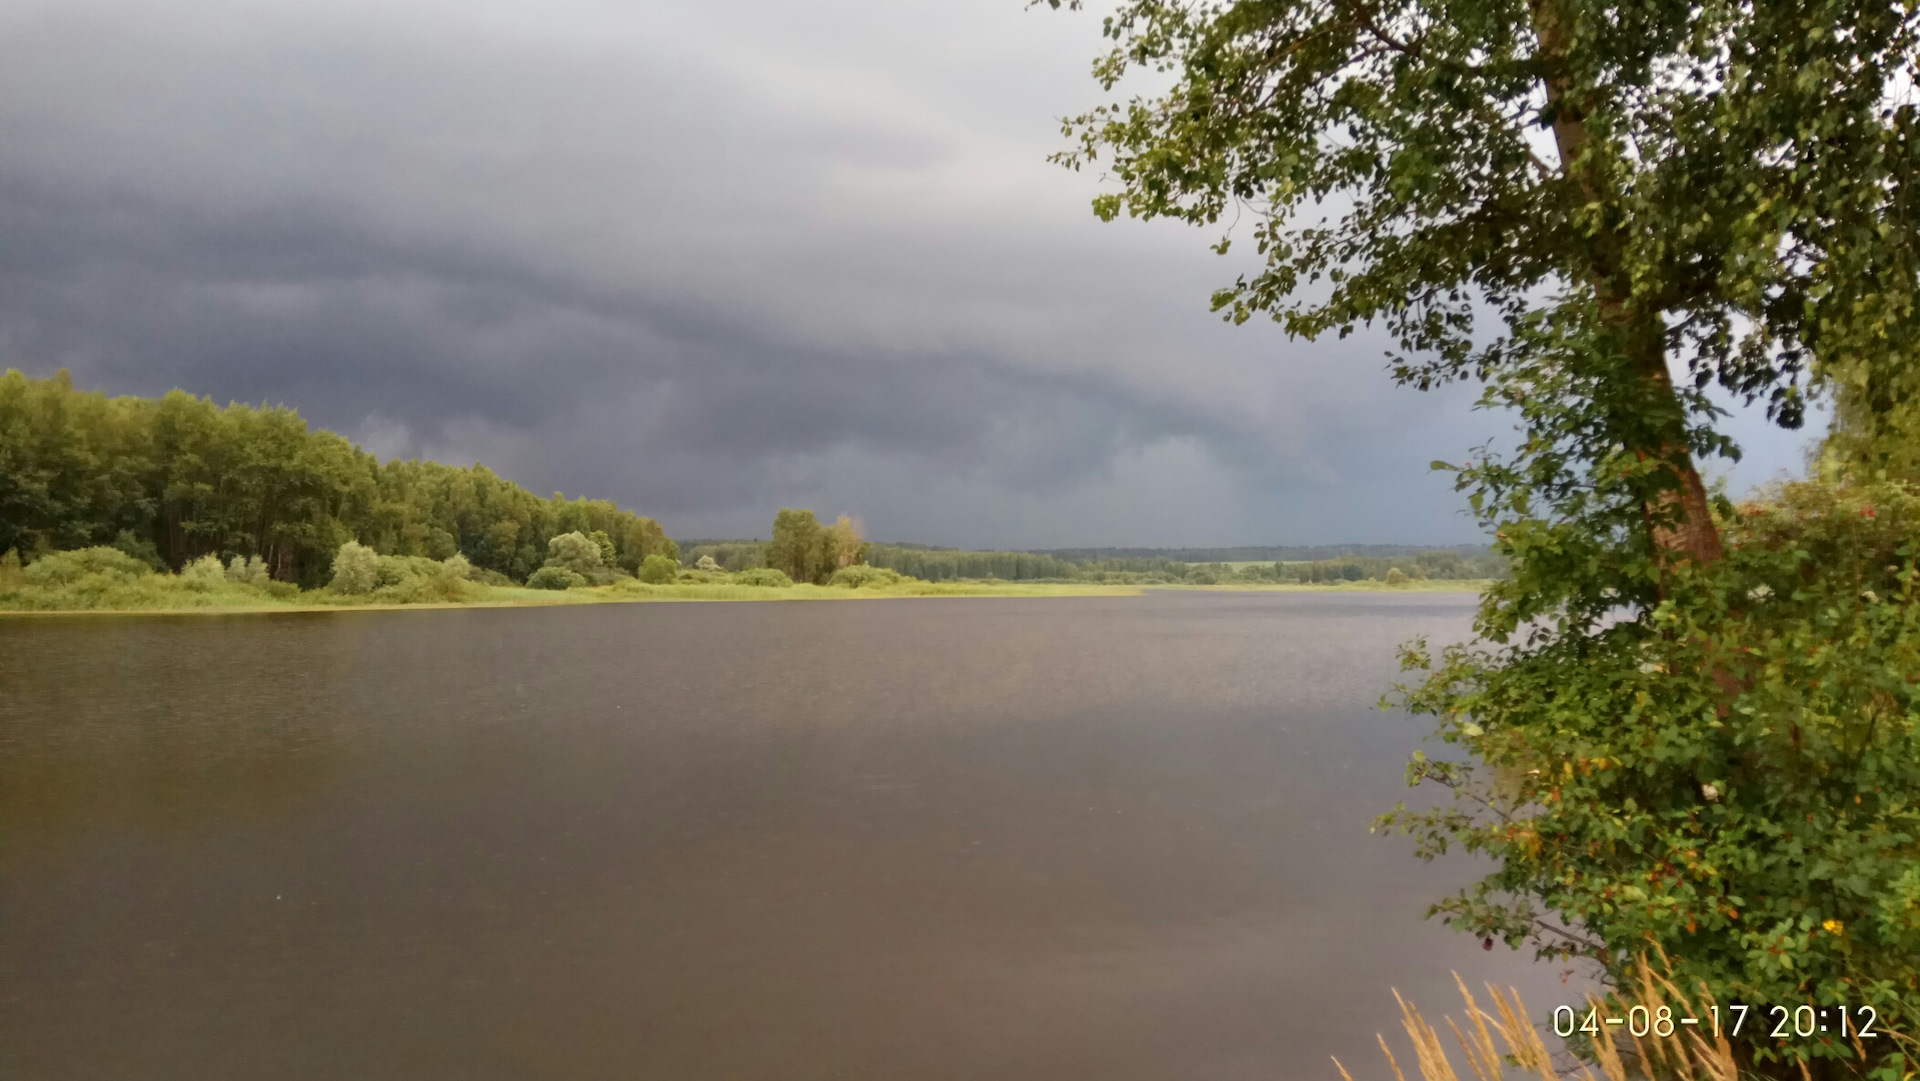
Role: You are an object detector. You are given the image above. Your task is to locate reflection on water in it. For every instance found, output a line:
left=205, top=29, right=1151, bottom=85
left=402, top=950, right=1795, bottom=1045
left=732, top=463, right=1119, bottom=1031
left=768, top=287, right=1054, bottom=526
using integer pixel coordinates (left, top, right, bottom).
left=0, top=594, right=1577, bottom=1081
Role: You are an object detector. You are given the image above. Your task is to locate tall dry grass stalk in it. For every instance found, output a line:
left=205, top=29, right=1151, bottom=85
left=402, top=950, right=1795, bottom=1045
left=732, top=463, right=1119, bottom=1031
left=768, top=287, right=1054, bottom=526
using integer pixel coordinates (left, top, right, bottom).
left=1334, top=957, right=1742, bottom=1081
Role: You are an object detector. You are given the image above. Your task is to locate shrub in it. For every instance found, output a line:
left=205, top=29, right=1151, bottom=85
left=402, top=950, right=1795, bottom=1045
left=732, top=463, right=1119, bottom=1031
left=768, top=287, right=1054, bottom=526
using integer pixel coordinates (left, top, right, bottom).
left=526, top=565, right=587, bottom=590
left=694, top=554, right=721, bottom=572
left=371, top=554, right=445, bottom=589
left=21, top=546, right=152, bottom=588
left=327, top=552, right=479, bottom=603
left=766, top=509, right=826, bottom=583
left=546, top=531, right=604, bottom=576
left=732, top=567, right=793, bottom=588
left=329, top=541, right=379, bottom=595
left=1388, top=479, right=1920, bottom=1071
left=226, top=555, right=272, bottom=587
left=180, top=554, right=227, bottom=591
left=827, top=565, right=904, bottom=589
left=0, top=549, right=20, bottom=588
left=637, top=554, right=679, bottom=584
left=1384, top=567, right=1409, bottom=586
left=374, top=568, right=476, bottom=604
left=110, top=530, right=166, bottom=571
left=1184, top=566, right=1219, bottom=585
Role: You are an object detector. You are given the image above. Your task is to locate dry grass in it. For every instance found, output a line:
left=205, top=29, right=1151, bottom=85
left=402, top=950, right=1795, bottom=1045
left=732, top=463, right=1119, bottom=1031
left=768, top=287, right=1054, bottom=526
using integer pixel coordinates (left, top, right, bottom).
left=1335, top=959, right=1745, bottom=1081
left=1343, top=957, right=1920, bottom=1081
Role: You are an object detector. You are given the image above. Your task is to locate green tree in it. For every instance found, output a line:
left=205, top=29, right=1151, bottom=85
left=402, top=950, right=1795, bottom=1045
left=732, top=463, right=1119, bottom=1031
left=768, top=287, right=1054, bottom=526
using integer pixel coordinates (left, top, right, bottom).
left=1044, top=0, right=1917, bottom=575
left=329, top=540, right=379, bottom=595
left=545, top=531, right=604, bottom=576
left=823, top=515, right=868, bottom=574
left=111, top=530, right=166, bottom=571
left=636, top=553, right=678, bottom=583
left=589, top=529, right=617, bottom=567
left=1045, top=0, right=1920, bottom=1071
left=765, top=509, right=827, bottom=584
left=180, top=553, right=227, bottom=591
left=525, top=565, right=585, bottom=590
left=225, top=554, right=271, bottom=587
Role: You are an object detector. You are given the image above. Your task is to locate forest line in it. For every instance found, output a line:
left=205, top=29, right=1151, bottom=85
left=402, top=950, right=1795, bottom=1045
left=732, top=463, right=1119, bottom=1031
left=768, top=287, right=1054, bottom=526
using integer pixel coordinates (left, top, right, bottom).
left=2, top=369, right=1498, bottom=609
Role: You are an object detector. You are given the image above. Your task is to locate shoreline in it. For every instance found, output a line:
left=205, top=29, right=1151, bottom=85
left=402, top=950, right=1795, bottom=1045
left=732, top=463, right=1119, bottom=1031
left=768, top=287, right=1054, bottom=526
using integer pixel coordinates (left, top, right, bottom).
left=0, top=579, right=1491, bottom=618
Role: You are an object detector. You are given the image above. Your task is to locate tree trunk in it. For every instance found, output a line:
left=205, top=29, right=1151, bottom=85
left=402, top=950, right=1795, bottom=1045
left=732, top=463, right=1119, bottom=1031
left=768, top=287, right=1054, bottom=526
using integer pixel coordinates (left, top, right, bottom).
left=1528, top=0, right=1724, bottom=568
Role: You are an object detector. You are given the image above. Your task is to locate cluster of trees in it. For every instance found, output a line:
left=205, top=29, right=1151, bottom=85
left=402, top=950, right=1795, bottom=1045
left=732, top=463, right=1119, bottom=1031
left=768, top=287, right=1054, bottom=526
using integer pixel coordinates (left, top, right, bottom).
left=516, top=530, right=680, bottom=590
left=0, top=370, right=676, bottom=586
left=763, top=510, right=867, bottom=585
left=677, top=540, right=767, bottom=572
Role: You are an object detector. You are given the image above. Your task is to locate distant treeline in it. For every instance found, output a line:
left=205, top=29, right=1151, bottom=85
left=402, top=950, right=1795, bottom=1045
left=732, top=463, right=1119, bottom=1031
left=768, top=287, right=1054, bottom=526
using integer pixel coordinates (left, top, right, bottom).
left=0, top=370, right=676, bottom=586
left=680, top=538, right=1500, bottom=583
left=1191, top=548, right=1504, bottom=584
left=1035, top=543, right=1492, bottom=563
left=679, top=540, right=771, bottom=572
left=682, top=539, right=1187, bottom=581
left=865, top=545, right=1190, bottom=582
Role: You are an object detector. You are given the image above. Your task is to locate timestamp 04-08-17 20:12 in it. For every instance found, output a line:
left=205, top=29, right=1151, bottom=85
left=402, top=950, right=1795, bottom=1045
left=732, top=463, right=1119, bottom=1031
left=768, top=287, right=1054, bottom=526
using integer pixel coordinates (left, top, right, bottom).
left=1553, top=1004, right=1882, bottom=1041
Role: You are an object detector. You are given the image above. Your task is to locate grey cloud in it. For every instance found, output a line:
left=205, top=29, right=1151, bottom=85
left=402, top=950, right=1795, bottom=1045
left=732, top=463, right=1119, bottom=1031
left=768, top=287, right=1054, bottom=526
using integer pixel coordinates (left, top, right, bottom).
left=1, top=0, right=1802, bottom=546
left=0, top=177, right=1287, bottom=526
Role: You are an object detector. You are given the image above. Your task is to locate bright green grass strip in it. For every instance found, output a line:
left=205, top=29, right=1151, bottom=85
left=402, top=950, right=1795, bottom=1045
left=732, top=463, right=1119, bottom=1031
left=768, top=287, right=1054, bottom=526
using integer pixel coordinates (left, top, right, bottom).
left=2, top=571, right=1479, bottom=616
left=0, top=576, right=1143, bottom=615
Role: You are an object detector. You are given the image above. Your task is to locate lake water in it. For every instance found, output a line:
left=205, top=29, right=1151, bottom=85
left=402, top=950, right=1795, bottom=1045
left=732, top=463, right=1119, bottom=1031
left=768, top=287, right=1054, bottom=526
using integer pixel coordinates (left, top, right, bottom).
left=0, top=592, right=1580, bottom=1080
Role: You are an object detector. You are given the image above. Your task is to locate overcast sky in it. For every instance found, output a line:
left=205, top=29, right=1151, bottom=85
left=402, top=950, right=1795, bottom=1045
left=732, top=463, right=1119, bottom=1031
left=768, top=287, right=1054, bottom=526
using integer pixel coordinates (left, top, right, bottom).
left=0, top=0, right=1822, bottom=547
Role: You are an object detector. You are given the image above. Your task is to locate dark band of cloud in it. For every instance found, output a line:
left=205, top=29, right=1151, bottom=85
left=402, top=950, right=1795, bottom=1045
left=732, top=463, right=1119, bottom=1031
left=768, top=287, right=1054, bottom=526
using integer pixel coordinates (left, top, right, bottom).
left=1, top=0, right=1805, bottom=545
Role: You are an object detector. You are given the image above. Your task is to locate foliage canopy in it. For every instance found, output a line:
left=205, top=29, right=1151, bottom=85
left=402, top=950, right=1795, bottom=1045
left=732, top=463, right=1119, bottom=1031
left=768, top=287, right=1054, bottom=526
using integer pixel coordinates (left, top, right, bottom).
left=1045, top=0, right=1920, bottom=1072
left=0, top=370, right=676, bottom=586
left=1389, top=481, right=1920, bottom=1075
left=764, top=510, right=871, bottom=585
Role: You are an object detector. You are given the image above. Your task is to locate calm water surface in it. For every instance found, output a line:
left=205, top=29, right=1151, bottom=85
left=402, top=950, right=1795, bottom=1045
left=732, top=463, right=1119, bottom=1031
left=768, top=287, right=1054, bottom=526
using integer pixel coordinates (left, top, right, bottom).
left=0, top=593, right=1577, bottom=1080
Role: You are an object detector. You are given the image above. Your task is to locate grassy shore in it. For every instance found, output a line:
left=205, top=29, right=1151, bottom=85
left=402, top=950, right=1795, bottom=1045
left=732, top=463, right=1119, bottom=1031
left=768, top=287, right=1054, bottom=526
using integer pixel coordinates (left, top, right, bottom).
left=0, top=577, right=1146, bottom=616
left=0, top=574, right=1491, bottom=617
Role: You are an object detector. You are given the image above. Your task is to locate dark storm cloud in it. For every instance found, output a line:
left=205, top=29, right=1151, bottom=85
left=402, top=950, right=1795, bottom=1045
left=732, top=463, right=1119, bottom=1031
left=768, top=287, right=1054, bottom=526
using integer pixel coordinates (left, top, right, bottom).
left=0, top=175, right=1273, bottom=526
left=0, top=0, right=1810, bottom=545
